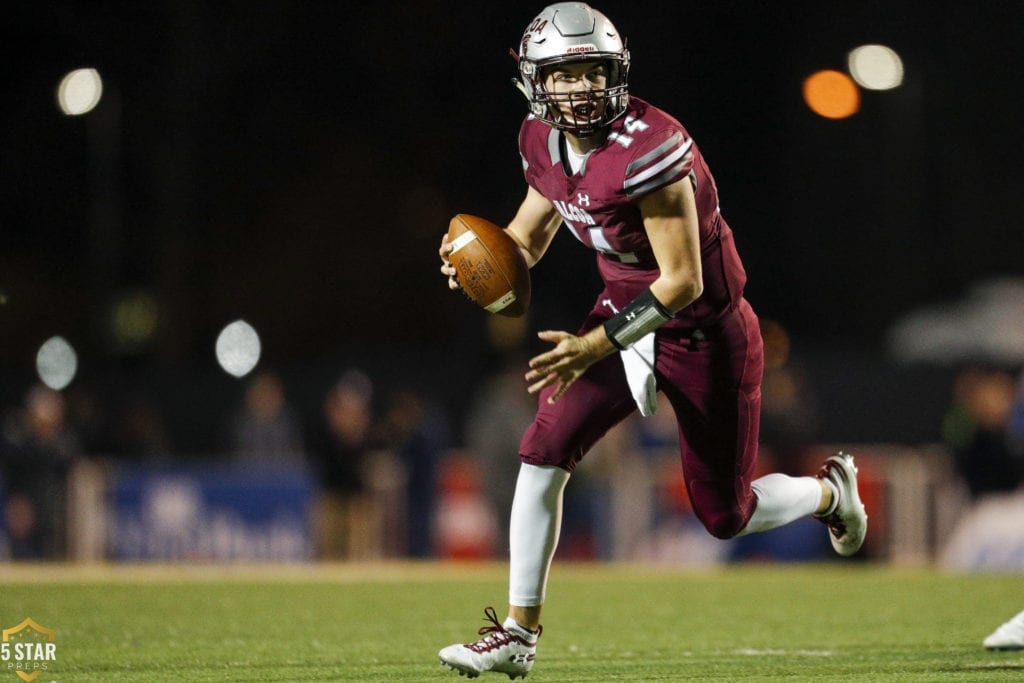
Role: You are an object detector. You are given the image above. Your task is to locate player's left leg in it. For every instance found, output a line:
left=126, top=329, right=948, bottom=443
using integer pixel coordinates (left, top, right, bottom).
left=658, top=299, right=865, bottom=554
left=739, top=473, right=830, bottom=535
left=656, top=299, right=766, bottom=538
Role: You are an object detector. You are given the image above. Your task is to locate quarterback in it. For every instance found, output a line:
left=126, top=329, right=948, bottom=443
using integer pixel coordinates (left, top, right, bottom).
left=438, top=3, right=867, bottom=678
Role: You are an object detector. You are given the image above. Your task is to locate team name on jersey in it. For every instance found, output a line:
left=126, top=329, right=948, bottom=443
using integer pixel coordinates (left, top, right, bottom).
left=551, top=199, right=595, bottom=227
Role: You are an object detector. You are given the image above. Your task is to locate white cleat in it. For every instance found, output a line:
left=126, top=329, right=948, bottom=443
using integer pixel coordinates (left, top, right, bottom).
left=439, top=607, right=539, bottom=680
left=815, top=452, right=868, bottom=556
left=984, top=610, right=1024, bottom=650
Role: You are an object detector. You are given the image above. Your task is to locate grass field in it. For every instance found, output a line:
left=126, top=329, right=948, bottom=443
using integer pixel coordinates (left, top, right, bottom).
left=0, top=561, right=1021, bottom=682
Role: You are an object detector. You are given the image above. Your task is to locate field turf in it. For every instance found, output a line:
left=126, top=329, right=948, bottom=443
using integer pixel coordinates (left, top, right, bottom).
left=0, top=561, right=1021, bottom=681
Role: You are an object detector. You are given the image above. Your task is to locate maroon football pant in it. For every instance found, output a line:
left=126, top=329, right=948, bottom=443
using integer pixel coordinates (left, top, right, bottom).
left=519, top=298, right=764, bottom=539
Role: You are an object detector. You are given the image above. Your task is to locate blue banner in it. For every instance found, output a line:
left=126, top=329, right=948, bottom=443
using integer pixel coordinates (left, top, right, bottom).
left=108, top=464, right=315, bottom=561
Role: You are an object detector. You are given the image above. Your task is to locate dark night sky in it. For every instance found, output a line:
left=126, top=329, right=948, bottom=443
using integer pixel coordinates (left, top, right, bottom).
left=2, top=1, right=1023, bottom=446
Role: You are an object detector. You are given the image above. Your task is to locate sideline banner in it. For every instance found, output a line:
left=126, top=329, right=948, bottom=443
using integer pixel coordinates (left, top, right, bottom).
left=108, top=464, right=314, bottom=561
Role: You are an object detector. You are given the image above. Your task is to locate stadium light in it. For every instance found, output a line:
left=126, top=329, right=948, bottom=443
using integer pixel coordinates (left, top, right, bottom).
left=215, top=319, right=262, bottom=378
left=36, top=336, right=78, bottom=390
left=848, top=44, right=904, bottom=91
left=802, top=69, right=860, bottom=119
left=57, top=67, right=104, bottom=116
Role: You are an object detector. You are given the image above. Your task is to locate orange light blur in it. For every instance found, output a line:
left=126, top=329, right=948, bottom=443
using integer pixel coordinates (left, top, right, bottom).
left=802, top=69, right=861, bottom=119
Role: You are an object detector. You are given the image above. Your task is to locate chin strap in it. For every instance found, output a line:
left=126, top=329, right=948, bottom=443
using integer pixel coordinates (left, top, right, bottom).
left=512, top=78, right=530, bottom=100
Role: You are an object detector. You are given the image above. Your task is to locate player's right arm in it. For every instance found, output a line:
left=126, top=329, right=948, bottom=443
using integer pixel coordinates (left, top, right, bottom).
left=503, top=185, right=562, bottom=269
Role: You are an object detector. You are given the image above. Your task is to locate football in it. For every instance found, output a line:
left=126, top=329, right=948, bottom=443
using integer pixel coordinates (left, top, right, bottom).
left=446, top=214, right=530, bottom=317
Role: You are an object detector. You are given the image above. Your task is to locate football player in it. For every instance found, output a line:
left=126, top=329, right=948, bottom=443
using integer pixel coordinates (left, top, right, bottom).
left=438, top=3, right=868, bottom=678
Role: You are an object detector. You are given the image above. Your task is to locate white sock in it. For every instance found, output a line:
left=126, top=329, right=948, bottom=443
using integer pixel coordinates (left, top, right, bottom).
left=503, top=617, right=539, bottom=641
left=737, top=473, right=824, bottom=536
left=508, top=464, right=570, bottom=607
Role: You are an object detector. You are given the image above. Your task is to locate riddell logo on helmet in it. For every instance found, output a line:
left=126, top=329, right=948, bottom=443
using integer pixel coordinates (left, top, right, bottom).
left=566, top=44, right=597, bottom=54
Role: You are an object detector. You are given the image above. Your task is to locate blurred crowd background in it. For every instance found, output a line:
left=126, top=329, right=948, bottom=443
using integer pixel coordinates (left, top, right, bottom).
left=2, top=1, right=1023, bottom=567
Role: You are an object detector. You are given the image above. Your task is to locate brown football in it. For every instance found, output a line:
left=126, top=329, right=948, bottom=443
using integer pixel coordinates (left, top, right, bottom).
left=446, top=214, right=530, bottom=317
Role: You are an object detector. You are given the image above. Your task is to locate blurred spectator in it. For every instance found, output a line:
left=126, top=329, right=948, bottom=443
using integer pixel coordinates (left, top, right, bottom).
left=0, top=385, right=82, bottom=558
left=378, top=388, right=450, bottom=558
left=308, top=369, right=379, bottom=559
left=1008, top=367, right=1024, bottom=457
left=465, top=344, right=607, bottom=560
left=228, top=370, right=305, bottom=468
left=758, top=320, right=820, bottom=475
left=464, top=353, right=536, bottom=557
left=109, top=390, right=174, bottom=463
left=759, top=363, right=821, bottom=475
left=942, top=366, right=1024, bottom=499
left=62, top=381, right=108, bottom=456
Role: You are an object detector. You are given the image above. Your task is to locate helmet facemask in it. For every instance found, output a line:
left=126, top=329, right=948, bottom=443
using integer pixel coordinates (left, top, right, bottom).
left=523, top=57, right=628, bottom=137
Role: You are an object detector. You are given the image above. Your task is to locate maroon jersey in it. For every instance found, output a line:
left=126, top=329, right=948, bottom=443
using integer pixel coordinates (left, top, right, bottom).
left=519, top=97, right=747, bottom=329
left=517, top=100, right=765, bottom=537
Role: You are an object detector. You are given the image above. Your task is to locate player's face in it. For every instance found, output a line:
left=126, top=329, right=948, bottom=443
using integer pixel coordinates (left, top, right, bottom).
left=543, top=61, right=609, bottom=129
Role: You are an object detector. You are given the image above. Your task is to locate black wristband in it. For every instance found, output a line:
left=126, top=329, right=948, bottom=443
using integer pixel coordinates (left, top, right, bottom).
left=603, top=288, right=674, bottom=350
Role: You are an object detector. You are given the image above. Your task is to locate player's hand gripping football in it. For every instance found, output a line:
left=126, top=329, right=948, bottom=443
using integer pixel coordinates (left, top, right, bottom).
left=525, top=330, right=613, bottom=403
left=439, top=235, right=460, bottom=291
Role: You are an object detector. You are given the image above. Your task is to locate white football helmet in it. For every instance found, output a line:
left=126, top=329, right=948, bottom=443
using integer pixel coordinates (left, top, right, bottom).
left=515, top=2, right=630, bottom=136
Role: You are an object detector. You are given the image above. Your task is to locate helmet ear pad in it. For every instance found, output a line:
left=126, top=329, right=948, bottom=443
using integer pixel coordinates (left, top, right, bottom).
left=517, top=60, right=549, bottom=119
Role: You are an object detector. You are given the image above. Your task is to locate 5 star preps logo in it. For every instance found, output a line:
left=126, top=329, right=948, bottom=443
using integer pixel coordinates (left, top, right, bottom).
left=1, top=619, right=56, bottom=682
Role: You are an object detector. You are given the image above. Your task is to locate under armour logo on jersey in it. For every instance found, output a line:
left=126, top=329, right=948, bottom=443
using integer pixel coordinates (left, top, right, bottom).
left=577, top=193, right=590, bottom=207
